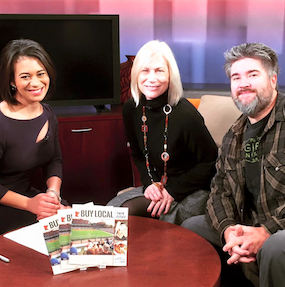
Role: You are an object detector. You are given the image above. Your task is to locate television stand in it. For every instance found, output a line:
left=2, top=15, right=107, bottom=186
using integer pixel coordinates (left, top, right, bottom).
left=56, top=105, right=133, bottom=205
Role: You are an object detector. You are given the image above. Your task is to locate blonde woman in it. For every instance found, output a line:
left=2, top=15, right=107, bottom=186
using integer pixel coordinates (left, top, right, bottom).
left=108, top=40, right=217, bottom=225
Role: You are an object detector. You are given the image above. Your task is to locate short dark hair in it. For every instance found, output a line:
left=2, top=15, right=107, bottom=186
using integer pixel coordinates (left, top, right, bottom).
left=224, top=42, right=280, bottom=79
left=0, top=38, right=56, bottom=105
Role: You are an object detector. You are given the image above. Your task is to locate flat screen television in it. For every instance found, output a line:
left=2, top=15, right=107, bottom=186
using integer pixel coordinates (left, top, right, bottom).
left=0, top=14, right=120, bottom=108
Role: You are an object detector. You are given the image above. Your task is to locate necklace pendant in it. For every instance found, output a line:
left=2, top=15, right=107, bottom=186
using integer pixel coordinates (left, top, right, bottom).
left=161, top=175, right=168, bottom=185
left=141, top=124, right=148, bottom=132
left=163, top=104, right=172, bottom=115
left=161, top=151, right=170, bottom=162
left=141, top=115, right=147, bottom=122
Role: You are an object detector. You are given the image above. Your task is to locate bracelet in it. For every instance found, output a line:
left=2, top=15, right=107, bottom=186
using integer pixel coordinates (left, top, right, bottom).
left=46, top=188, right=62, bottom=203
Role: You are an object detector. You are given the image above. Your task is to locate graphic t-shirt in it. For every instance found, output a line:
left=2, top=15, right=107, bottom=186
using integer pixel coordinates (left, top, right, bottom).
left=244, top=112, right=271, bottom=209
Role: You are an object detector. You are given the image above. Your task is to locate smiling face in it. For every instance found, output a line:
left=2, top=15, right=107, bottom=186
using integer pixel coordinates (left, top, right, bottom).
left=12, top=56, right=50, bottom=105
left=138, top=55, right=169, bottom=100
left=230, top=57, right=277, bottom=120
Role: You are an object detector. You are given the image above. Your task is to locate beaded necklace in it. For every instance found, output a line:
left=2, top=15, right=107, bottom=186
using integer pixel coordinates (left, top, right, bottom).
left=141, top=104, right=172, bottom=190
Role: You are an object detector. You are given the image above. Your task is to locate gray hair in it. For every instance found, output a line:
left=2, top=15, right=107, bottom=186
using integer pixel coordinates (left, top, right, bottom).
left=224, top=42, right=280, bottom=78
left=131, top=40, right=183, bottom=107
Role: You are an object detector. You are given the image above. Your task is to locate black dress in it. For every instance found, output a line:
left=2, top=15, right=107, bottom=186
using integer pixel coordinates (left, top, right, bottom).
left=0, top=103, right=62, bottom=234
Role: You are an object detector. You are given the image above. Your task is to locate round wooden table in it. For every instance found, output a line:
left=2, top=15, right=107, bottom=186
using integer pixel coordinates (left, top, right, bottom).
left=0, top=216, right=221, bottom=287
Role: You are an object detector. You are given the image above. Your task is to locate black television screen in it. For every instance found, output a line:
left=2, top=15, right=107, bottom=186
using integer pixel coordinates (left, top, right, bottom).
left=0, top=14, right=120, bottom=107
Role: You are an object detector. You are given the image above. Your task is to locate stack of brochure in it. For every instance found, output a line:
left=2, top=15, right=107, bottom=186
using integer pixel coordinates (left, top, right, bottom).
left=39, top=203, right=128, bottom=275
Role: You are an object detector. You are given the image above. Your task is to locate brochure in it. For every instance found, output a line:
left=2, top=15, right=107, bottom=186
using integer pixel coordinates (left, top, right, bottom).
left=57, top=209, right=80, bottom=271
left=69, top=204, right=128, bottom=267
left=39, top=214, right=68, bottom=275
left=39, top=204, right=128, bottom=275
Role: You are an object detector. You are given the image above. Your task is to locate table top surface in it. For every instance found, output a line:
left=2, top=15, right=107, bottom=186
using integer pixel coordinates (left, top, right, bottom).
left=0, top=216, right=221, bottom=287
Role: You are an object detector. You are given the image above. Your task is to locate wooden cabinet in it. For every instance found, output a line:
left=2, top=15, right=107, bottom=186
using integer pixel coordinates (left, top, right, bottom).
left=56, top=106, right=133, bottom=205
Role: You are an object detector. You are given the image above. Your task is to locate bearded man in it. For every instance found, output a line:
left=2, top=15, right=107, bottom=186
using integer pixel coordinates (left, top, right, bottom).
left=182, top=43, right=285, bottom=287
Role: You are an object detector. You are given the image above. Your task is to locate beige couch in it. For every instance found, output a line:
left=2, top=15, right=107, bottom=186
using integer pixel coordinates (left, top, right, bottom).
left=195, top=95, right=242, bottom=147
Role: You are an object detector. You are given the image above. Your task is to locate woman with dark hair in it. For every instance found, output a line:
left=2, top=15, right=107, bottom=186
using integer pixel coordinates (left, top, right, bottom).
left=107, top=40, right=218, bottom=225
left=0, top=39, right=66, bottom=234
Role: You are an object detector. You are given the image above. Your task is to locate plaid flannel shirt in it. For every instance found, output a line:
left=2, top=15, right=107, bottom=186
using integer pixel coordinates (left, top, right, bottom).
left=206, top=92, right=285, bottom=241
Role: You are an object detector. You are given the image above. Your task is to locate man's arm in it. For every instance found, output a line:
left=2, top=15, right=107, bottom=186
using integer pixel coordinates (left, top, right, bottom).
left=206, top=143, right=239, bottom=242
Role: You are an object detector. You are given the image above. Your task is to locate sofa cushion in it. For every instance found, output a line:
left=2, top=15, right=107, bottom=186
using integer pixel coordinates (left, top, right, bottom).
left=187, top=98, right=201, bottom=109
left=197, top=95, right=242, bottom=147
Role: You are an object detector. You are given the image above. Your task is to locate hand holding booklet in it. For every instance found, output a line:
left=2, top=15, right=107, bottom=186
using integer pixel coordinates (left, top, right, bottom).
left=39, top=204, right=128, bottom=275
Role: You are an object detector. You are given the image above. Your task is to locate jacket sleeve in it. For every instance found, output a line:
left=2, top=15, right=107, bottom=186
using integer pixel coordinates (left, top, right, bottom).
left=206, top=137, right=240, bottom=242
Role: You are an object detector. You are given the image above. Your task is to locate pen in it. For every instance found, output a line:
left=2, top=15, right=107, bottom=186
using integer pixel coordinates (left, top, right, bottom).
left=0, top=255, right=10, bottom=263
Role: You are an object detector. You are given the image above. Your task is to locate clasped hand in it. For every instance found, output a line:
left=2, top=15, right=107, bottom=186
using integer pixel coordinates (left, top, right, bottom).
left=144, top=183, right=174, bottom=217
left=223, top=224, right=270, bottom=265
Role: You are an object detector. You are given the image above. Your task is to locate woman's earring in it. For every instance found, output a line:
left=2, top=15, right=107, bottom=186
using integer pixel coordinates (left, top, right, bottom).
left=11, top=85, right=16, bottom=91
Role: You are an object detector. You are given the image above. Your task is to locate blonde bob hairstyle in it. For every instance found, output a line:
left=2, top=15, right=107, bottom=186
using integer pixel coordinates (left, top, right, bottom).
left=130, top=40, right=183, bottom=107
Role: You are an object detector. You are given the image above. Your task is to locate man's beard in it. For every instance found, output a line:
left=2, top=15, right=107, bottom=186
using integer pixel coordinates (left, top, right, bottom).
left=232, top=85, right=274, bottom=118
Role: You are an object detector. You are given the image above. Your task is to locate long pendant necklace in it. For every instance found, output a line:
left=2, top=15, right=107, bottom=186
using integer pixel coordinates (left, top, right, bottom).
left=141, top=104, right=172, bottom=191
